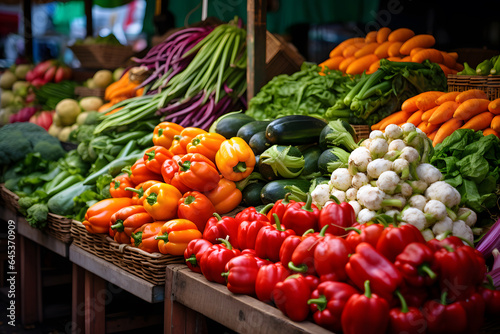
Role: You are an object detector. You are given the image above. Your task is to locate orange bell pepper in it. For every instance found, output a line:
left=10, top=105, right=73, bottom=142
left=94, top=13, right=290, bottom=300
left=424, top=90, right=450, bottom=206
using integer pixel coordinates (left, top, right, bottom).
left=176, top=153, right=221, bottom=192
left=153, top=122, right=184, bottom=149
left=109, top=173, right=135, bottom=198
left=109, top=205, right=154, bottom=244
left=186, top=132, right=226, bottom=162
left=203, top=177, right=242, bottom=214
left=143, top=145, right=174, bottom=174
left=215, top=137, right=256, bottom=181
left=143, top=182, right=182, bottom=221
left=125, top=180, right=162, bottom=205
left=82, top=198, right=134, bottom=234
left=177, top=191, right=216, bottom=232
left=131, top=222, right=164, bottom=253
left=169, top=127, right=207, bottom=155
left=155, top=219, right=202, bottom=256
left=128, top=158, right=164, bottom=185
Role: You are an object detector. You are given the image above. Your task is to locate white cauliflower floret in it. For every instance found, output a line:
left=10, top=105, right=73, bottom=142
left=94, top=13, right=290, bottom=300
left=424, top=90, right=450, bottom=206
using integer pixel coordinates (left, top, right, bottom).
left=457, top=207, right=477, bottom=227
left=348, top=200, right=362, bottom=216
left=369, top=130, right=385, bottom=140
left=384, top=124, right=403, bottom=140
left=407, top=180, right=428, bottom=194
left=377, top=171, right=401, bottom=194
left=400, top=182, right=413, bottom=198
left=401, top=207, right=427, bottom=231
left=311, top=183, right=331, bottom=207
left=388, top=139, right=406, bottom=152
left=330, top=168, right=352, bottom=191
left=401, top=123, right=416, bottom=135
left=432, top=217, right=453, bottom=236
left=452, top=220, right=474, bottom=245
left=416, top=163, right=443, bottom=184
left=400, top=146, right=419, bottom=163
left=348, top=147, right=372, bottom=175
left=386, top=193, right=406, bottom=209
left=357, top=186, right=387, bottom=210
left=369, top=138, right=389, bottom=159
left=421, top=228, right=435, bottom=242
left=330, top=189, right=346, bottom=203
left=384, top=209, right=400, bottom=222
left=408, top=194, right=427, bottom=211
left=424, top=199, right=447, bottom=222
left=424, top=181, right=461, bottom=208
left=357, top=208, right=376, bottom=224
left=352, top=172, right=369, bottom=189
left=392, top=158, right=410, bottom=179
left=361, top=138, right=371, bottom=148
left=346, top=188, right=358, bottom=201
left=367, top=159, right=393, bottom=179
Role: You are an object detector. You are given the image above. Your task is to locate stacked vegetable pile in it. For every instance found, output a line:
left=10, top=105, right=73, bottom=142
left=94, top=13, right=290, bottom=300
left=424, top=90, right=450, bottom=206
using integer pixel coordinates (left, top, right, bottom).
left=373, top=89, right=500, bottom=145
left=458, top=54, right=500, bottom=76
left=320, top=27, right=463, bottom=75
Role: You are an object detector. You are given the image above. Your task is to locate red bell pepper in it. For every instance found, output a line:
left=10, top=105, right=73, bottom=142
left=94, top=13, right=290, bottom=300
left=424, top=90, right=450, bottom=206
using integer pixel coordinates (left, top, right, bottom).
left=235, top=204, right=272, bottom=224
left=266, top=193, right=295, bottom=222
left=176, top=153, right=221, bottom=192
left=345, top=242, right=403, bottom=302
left=341, top=280, right=390, bottom=334
left=278, top=231, right=314, bottom=271
left=160, top=155, right=181, bottom=184
left=288, top=225, right=329, bottom=275
left=478, top=275, right=500, bottom=316
left=199, top=238, right=241, bottom=284
left=387, top=290, right=426, bottom=334
left=460, top=291, right=485, bottom=334
left=128, top=157, right=164, bottom=185
left=222, top=253, right=271, bottom=295
left=376, top=222, right=426, bottom=262
left=143, top=145, right=174, bottom=174
left=345, top=223, right=384, bottom=250
left=255, top=262, right=290, bottom=303
left=183, top=238, right=213, bottom=273
left=307, top=281, right=359, bottom=332
left=281, top=193, right=320, bottom=235
left=202, top=213, right=240, bottom=249
left=422, top=292, right=468, bottom=334
left=394, top=242, right=438, bottom=288
left=169, top=172, right=192, bottom=194
left=237, top=218, right=271, bottom=251
left=318, top=198, right=356, bottom=236
left=177, top=191, right=215, bottom=232
left=272, top=274, right=312, bottom=322
left=254, top=214, right=296, bottom=263
left=434, top=244, right=487, bottom=302
left=313, top=234, right=351, bottom=282
left=427, top=234, right=466, bottom=252
left=399, top=282, right=429, bottom=308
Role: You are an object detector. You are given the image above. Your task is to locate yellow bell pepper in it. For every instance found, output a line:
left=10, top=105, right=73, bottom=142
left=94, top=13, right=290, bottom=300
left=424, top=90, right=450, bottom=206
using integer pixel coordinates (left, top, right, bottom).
left=155, top=219, right=202, bottom=256
left=143, top=182, right=182, bottom=221
left=215, top=137, right=256, bottom=181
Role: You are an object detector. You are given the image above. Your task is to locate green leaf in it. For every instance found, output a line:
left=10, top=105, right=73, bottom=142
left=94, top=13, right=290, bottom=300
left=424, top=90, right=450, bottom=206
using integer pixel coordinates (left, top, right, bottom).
left=456, top=154, right=489, bottom=183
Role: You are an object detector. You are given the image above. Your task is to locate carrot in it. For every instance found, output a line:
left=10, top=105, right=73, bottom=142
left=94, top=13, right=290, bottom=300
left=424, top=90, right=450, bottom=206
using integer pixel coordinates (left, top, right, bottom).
left=135, top=87, right=145, bottom=97
left=454, top=63, right=464, bottom=72
left=440, top=52, right=457, bottom=69
left=346, top=54, right=379, bottom=74
left=421, top=106, right=439, bottom=122
left=388, top=28, right=415, bottom=42
left=455, top=89, right=489, bottom=103
left=410, top=47, right=424, bottom=58
left=415, top=91, right=445, bottom=111
left=401, top=56, right=412, bottom=62
left=419, top=121, right=441, bottom=135
left=488, top=98, right=500, bottom=114
left=387, top=56, right=403, bottom=62
left=417, top=121, right=428, bottom=132
left=376, top=27, right=392, bottom=44
left=107, top=82, right=138, bottom=100
left=491, top=115, right=500, bottom=132
left=387, top=41, right=404, bottom=57
left=365, top=31, right=378, bottom=43
left=343, top=42, right=366, bottom=58
left=98, top=101, right=114, bottom=113
left=374, top=41, right=392, bottom=59
left=460, top=112, right=495, bottom=131
left=406, top=109, right=424, bottom=126
left=433, top=118, right=463, bottom=146
left=320, top=56, right=345, bottom=71
left=436, top=91, right=461, bottom=105
left=437, top=64, right=453, bottom=76
left=400, top=34, right=436, bottom=55
left=378, top=110, right=413, bottom=131
left=367, top=59, right=381, bottom=74
left=330, top=37, right=365, bottom=58
left=447, top=52, right=459, bottom=60
left=483, top=128, right=500, bottom=138
left=339, top=56, right=357, bottom=73
left=401, top=94, right=422, bottom=113
left=453, top=98, right=491, bottom=120
left=428, top=101, right=459, bottom=124
left=427, top=129, right=438, bottom=141
left=104, top=106, right=124, bottom=116
left=412, top=48, right=444, bottom=64
left=354, top=42, right=380, bottom=58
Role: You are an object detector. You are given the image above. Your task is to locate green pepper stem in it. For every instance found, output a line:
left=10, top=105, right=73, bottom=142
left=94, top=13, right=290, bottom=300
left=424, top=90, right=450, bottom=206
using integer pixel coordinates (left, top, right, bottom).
left=146, top=192, right=158, bottom=206
left=319, top=224, right=329, bottom=237
left=302, top=229, right=315, bottom=236
left=344, top=226, right=362, bottom=234
left=301, top=193, right=314, bottom=212
left=191, top=138, right=201, bottom=146
left=233, top=161, right=247, bottom=173
left=185, top=255, right=197, bottom=266
left=364, top=280, right=372, bottom=298
left=329, top=194, right=340, bottom=205
left=395, top=290, right=408, bottom=313
left=419, top=264, right=437, bottom=280
left=307, top=295, right=327, bottom=311
left=155, top=233, right=169, bottom=241
left=125, top=187, right=144, bottom=197
left=220, top=271, right=229, bottom=278
left=184, top=195, right=196, bottom=205
left=113, top=180, right=121, bottom=189
left=217, top=237, right=232, bottom=250
left=259, top=203, right=274, bottom=214
left=213, top=212, right=222, bottom=221
left=441, top=291, right=448, bottom=305
left=179, top=161, right=192, bottom=172
left=110, top=220, right=124, bottom=232
left=145, top=150, right=155, bottom=161
left=131, top=231, right=143, bottom=246
left=273, top=213, right=284, bottom=231
left=288, top=261, right=308, bottom=273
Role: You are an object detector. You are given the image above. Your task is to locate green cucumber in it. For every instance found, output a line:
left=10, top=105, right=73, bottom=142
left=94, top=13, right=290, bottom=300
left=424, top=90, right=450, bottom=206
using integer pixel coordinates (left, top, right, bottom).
left=237, top=121, right=271, bottom=143
left=265, top=115, right=327, bottom=145
left=213, top=112, right=255, bottom=138
left=299, top=145, right=322, bottom=177
left=249, top=131, right=272, bottom=155
left=242, top=181, right=266, bottom=207
left=47, top=181, right=93, bottom=216
left=260, top=179, right=311, bottom=204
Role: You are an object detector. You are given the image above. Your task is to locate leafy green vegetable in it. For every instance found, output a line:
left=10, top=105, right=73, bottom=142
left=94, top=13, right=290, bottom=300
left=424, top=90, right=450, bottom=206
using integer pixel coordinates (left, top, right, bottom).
left=26, top=203, right=49, bottom=229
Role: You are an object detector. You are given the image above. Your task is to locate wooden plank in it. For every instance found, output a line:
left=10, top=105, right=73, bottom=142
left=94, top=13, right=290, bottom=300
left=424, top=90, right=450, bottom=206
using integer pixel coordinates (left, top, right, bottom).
left=246, top=0, right=267, bottom=100
left=85, top=271, right=106, bottom=333
left=168, top=266, right=331, bottom=334
left=17, top=216, right=69, bottom=258
left=69, top=244, right=164, bottom=303
left=105, top=312, right=163, bottom=333
left=19, top=236, right=42, bottom=326
left=72, top=264, right=86, bottom=334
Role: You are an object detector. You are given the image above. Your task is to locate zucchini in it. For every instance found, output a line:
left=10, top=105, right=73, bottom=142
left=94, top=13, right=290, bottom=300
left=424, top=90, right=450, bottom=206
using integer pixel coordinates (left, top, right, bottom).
left=242, top=181, right=266, bottom=207
left=214, top=112, right=255, bottom=138
left=260, top=179, right=311, bottom=204
left=249, top=131, right=272, bottom=155
left=319, top=120, right=357, bottom=151
left=317, top=147, right=350, bottom=175
left=47, top=181, right=93, bottom=216
left=265, top=115, right=327, bottom=145
left=299, top=145, right=322, bottom=177
left=237, top=121, right=271, bottom=143
left=258, top=145, right=304, bottom=181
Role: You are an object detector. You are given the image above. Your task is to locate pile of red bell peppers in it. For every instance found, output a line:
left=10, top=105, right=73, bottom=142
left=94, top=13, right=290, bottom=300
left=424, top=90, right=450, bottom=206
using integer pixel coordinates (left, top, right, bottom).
left=184, top=196, right=500, bottom=333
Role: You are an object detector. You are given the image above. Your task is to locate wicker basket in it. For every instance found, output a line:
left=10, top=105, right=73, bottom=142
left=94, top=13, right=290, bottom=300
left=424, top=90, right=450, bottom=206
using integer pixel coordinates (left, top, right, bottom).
left=70, top=44, right=135, bottom=70
left=74, top=86, right=105, bottom=98
left=352, top=124, right=370, bottom=140
left=447, top=74, right=500, bottom=100
left=45, top=213, right=73, bottom=244
left=0, top=184, right=19, bottom=213
left=71, top=220, right=184, bottom=285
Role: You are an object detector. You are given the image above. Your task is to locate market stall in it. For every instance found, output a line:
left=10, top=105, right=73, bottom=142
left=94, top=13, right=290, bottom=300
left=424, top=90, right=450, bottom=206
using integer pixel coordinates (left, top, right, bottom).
left=1, top=1, right=500, bottom=333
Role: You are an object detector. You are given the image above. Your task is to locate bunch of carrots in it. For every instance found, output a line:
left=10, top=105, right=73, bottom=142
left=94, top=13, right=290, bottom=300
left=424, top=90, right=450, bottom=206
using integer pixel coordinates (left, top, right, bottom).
left=98, top=69, right=145, bottom=115
left=372, top=89, right=500, bottom=146
left=321, top=27, right=463, bottom=76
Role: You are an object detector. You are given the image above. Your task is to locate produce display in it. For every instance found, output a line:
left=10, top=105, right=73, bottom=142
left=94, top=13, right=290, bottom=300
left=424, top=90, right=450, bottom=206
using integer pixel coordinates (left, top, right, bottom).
left=2, top=18, right=500, bottom=334
left=458, top=54, right=500, bottom=76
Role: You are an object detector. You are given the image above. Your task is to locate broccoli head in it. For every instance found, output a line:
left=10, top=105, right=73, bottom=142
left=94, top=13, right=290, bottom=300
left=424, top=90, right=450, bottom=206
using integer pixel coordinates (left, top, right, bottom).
left=33, top=141, right=66, bottom=162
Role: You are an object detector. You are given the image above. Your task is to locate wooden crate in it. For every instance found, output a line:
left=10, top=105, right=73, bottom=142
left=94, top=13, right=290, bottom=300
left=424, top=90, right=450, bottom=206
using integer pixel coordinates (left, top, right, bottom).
left=266, top=31, right=305, bottom=83
left=70, top=44, right=135, bottom=70
left=447, top=74, right=500, bottom=100
left=74, top=86, right=105, bottom=98
left=352, top=124, right=370, bottom=140
left=0, top=184, right=19, bottom=213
